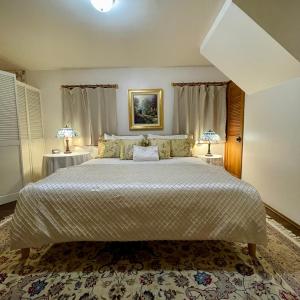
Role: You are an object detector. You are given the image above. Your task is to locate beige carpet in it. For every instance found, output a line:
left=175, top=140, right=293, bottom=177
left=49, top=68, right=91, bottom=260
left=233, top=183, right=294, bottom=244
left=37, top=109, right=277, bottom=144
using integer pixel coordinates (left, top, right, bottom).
left=0, top=215, right=299, bottom=299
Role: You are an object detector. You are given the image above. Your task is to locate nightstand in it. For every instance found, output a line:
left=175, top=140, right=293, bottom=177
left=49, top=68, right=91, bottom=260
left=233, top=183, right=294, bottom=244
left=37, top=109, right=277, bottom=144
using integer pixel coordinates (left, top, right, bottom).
left=42, top=151, right=91, bottom=177
left=198, top=154, right=223, bottom=167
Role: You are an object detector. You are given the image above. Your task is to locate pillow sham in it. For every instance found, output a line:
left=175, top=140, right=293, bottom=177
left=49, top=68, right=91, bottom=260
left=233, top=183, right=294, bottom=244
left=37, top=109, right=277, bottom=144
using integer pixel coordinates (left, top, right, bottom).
left=98, top=140, right=120, bottom=158
left=113, top=134, right=144, bottom=140
left=149, top=139, right=171, bottom=159
left=103, top=133, right=114, bottom=140
left=147, top=134, right=189, bottom=140
left=170, top=138, right=193, bottom=157
left=103, top=133, right=144, bottom=141
left=120, top=139, right=143, bottom=160
left=133, top=145, right=159, bottom=161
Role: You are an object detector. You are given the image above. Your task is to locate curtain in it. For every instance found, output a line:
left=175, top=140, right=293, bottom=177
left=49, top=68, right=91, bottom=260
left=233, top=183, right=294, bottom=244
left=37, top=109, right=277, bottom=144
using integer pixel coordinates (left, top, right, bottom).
left=62, top=87, right=117, bottom=145
left=173, top=85, right=227, bottom=141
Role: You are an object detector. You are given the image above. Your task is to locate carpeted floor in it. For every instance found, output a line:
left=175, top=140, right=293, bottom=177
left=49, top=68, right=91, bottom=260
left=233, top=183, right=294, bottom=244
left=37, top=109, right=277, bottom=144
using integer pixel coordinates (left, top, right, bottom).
left=0, top=216, right=299, bottom=300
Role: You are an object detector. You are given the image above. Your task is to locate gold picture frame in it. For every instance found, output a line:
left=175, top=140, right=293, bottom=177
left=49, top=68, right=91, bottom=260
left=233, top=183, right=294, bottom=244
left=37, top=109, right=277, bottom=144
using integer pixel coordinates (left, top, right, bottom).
left=128, top=89, right=164, bottom=130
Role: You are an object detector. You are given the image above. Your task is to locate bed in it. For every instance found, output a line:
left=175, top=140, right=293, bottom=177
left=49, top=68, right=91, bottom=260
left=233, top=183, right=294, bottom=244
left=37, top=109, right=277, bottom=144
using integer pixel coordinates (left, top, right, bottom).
left=10, top=157, right=266, bottom=257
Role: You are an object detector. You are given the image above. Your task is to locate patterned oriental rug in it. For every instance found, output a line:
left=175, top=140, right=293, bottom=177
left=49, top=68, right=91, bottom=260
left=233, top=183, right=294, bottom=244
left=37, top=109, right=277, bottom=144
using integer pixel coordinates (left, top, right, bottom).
left=0, top=216, right=299, bottom=300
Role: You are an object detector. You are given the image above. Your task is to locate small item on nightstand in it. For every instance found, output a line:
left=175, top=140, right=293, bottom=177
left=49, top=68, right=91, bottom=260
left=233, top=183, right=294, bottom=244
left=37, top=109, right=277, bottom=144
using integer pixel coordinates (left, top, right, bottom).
left=52, top=149, right=61, bottom=154
left=199, top=130, right=221, bottom=156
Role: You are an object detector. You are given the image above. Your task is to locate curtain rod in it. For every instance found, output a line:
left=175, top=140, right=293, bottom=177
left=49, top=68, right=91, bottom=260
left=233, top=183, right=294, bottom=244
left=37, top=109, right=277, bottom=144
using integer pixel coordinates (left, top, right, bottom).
left=61, top=84, right=118, bottom=89
left=172, top=81, right=229, bottom=87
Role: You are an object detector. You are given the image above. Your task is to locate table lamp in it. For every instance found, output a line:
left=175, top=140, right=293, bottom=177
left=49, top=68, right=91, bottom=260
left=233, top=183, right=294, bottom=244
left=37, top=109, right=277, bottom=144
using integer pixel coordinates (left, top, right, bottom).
left=200, top=130, right=220, bottom=156
left=56, top=125, right=79, bottom=154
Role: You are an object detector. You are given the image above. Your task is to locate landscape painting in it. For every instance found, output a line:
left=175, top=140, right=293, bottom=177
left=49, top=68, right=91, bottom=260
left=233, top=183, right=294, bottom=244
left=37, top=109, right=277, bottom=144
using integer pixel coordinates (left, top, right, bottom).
left=128, top=89, right=163, bottom=130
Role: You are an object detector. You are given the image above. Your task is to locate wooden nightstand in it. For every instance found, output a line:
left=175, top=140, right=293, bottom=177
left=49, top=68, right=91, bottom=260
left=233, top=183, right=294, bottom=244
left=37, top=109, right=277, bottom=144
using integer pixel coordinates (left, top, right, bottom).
left=198, top=154, right=223, bottom=167
left=42, top=152, right=91, bottom=177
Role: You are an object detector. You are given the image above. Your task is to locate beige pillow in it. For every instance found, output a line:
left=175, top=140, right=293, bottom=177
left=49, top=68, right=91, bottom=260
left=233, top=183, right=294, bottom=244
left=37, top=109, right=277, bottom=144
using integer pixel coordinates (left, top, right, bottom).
left=120, top=139, right=143, bottom=160
left=149, top=139, right=171, bottom=159
left=170, top=138, right=193, bottom=157
left=98, top=140, right=120, bottom=158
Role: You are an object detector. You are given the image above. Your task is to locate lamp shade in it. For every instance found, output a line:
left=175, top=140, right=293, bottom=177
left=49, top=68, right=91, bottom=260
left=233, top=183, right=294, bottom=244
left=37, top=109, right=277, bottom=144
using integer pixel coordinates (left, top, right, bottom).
left=56, top=126, right=79, bottom=139
left=200, top=130, right=220, bottom=143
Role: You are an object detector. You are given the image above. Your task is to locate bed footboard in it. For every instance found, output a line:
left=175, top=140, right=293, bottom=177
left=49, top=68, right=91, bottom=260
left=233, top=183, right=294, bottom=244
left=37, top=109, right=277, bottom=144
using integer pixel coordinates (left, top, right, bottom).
left=21, top=248, right=30, bottom=259
left=248, top=243, right=256, bottom=257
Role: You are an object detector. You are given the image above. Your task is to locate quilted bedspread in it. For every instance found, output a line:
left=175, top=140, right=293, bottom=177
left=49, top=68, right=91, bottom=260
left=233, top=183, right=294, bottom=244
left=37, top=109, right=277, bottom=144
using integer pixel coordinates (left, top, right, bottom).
left=10, top=159, right=267, bottom=249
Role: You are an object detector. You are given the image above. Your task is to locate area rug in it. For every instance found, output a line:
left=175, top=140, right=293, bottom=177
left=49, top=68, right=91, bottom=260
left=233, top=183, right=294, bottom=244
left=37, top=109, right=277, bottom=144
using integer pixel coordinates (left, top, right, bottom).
left=0, top=216, right=299, bottom=300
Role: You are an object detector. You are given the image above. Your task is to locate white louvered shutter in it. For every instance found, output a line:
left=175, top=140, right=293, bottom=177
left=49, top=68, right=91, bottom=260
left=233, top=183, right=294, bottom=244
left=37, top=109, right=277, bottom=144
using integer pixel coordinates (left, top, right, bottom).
left=27, top=89, right=43, bottom=139
left=16, top=83, right=32, bottom=184
left=0, top=71, right=23, bottom=202
left=16, top=84, right=29, bottom=139
left=0, top=73, right=19, bottom=142
left=26, top=87, right=45, bottom=181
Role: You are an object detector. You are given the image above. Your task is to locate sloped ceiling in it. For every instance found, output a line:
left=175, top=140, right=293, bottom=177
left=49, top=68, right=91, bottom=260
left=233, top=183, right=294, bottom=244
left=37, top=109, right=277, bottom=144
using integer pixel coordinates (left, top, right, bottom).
left=233, top=0, right=300, bottom=62
left=200, top=0, right=300, bottom=94
left=0, top=0, right=225, bottom=70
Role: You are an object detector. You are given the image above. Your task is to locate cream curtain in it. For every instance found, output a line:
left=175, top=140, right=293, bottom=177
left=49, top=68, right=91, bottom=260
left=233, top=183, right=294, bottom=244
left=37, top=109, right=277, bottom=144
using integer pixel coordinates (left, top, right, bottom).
left=62, top=87, right=117, bottom=145
left=173, top=85, right=227, bottom=141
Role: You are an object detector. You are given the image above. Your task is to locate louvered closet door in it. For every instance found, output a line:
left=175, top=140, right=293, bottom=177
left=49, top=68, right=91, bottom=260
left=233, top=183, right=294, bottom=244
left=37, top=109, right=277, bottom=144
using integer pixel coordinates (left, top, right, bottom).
left=224, top=82, right=245, bottom=178
left=27, top=88, right=45, bottom=181
left=0, top=71, right=23, bottom=204
left=16, top=83, right=32, bottom=184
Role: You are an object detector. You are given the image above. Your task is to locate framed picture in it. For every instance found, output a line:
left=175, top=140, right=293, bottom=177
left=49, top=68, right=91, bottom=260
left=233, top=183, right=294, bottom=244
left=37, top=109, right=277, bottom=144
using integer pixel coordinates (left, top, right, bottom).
left=128, top=89, right=164, bottom=130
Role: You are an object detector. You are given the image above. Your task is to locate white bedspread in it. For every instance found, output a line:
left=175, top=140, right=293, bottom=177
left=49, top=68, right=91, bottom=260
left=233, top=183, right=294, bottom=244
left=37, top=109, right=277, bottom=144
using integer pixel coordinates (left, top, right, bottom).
left=10, top=158, right=267, bottom=249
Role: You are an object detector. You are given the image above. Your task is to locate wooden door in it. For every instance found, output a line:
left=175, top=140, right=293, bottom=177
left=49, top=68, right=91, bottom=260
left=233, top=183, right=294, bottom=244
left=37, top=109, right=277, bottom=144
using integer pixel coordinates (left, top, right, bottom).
left=224, top=82, right=245, bottom=178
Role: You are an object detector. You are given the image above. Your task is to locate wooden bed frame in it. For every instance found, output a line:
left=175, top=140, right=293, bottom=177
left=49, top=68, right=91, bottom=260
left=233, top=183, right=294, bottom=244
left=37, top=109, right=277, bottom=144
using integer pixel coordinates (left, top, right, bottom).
left=21, top=243, right=256, bottom=259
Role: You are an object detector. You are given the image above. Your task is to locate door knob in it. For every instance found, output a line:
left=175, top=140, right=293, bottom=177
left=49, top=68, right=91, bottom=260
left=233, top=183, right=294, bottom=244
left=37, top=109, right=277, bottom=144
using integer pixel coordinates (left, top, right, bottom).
left=236, top=136, right=242, bottom=142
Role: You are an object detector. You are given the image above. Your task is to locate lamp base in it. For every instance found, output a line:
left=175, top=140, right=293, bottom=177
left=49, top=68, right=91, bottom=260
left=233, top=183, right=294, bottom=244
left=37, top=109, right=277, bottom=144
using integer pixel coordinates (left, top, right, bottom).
left=205, top=153, right=213, bottom=157
left=64, top=138, right=71, bottom=154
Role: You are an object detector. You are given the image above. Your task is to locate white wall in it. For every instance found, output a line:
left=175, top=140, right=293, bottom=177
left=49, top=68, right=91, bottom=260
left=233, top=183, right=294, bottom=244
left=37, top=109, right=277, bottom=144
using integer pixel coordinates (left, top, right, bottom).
left=201, top=1, right=300, bottom=95
left=242, top=78, right=300, bottom=224
left=26, top=66, right=227, bottom=154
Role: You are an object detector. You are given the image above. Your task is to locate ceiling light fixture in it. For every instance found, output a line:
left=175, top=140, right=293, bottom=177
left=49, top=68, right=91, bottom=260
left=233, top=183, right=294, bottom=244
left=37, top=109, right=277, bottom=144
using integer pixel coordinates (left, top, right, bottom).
left=90, top=0, right=116, bottom=13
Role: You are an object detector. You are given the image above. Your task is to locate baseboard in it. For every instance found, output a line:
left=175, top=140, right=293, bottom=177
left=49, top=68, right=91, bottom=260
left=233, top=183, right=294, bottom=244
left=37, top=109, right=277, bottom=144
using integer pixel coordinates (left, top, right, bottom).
left=264, top=203, right=300, bottom=231
left=0, top=193, right=19, bottom=206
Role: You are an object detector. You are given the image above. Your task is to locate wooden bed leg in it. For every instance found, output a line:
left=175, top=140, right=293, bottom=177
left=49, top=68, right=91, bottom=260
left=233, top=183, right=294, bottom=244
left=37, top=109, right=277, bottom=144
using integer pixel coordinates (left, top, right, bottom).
left=248, top=243, right=256, bottom=257
left=21, top=248, right=30, bottom=259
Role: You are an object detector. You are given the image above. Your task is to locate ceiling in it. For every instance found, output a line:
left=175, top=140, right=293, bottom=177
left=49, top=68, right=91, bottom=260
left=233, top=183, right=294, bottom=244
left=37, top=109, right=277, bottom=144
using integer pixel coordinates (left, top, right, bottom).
left=201, top=1, right=300, bottom=95
left=0, top=0, right=225, bottom=71
left=233, top=0, right=300, bottom=62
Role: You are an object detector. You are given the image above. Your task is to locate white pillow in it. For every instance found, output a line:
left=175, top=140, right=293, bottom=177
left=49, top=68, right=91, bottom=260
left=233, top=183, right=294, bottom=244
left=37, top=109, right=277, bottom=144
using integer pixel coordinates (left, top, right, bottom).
left=133, top=145, right=159, bottom=161
left=104, top=133, right=114, bottom=140
left=103, top=133, right=144, bottom=141
left=147, top=134, right=189, bottom=140
left=112, top=134, right=144, bottom=140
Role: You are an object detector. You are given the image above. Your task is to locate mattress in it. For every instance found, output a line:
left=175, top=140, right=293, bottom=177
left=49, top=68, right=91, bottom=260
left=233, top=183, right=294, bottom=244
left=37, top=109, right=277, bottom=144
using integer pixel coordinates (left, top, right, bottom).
left=10, top=157, right=267, bottom=249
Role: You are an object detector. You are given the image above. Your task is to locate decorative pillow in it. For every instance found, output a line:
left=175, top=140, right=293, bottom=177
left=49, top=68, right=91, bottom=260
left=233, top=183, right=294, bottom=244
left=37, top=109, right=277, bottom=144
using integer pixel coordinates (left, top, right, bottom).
left=103, top=133, right=144, bottom=141
left=120, top=140, right=143, bottom=160
left=147, top=134, right=189, bottom=140
left=104, top=133, right=114, bottom=140
left=98, top=140, right=120, bottom=158
left=170, top=139, right=193, bottom=157
left=133, top=145, right=159, bottom=161
left=149, top=139, right=171, bottom=159
left=112, top=134, right=144, bottom=140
